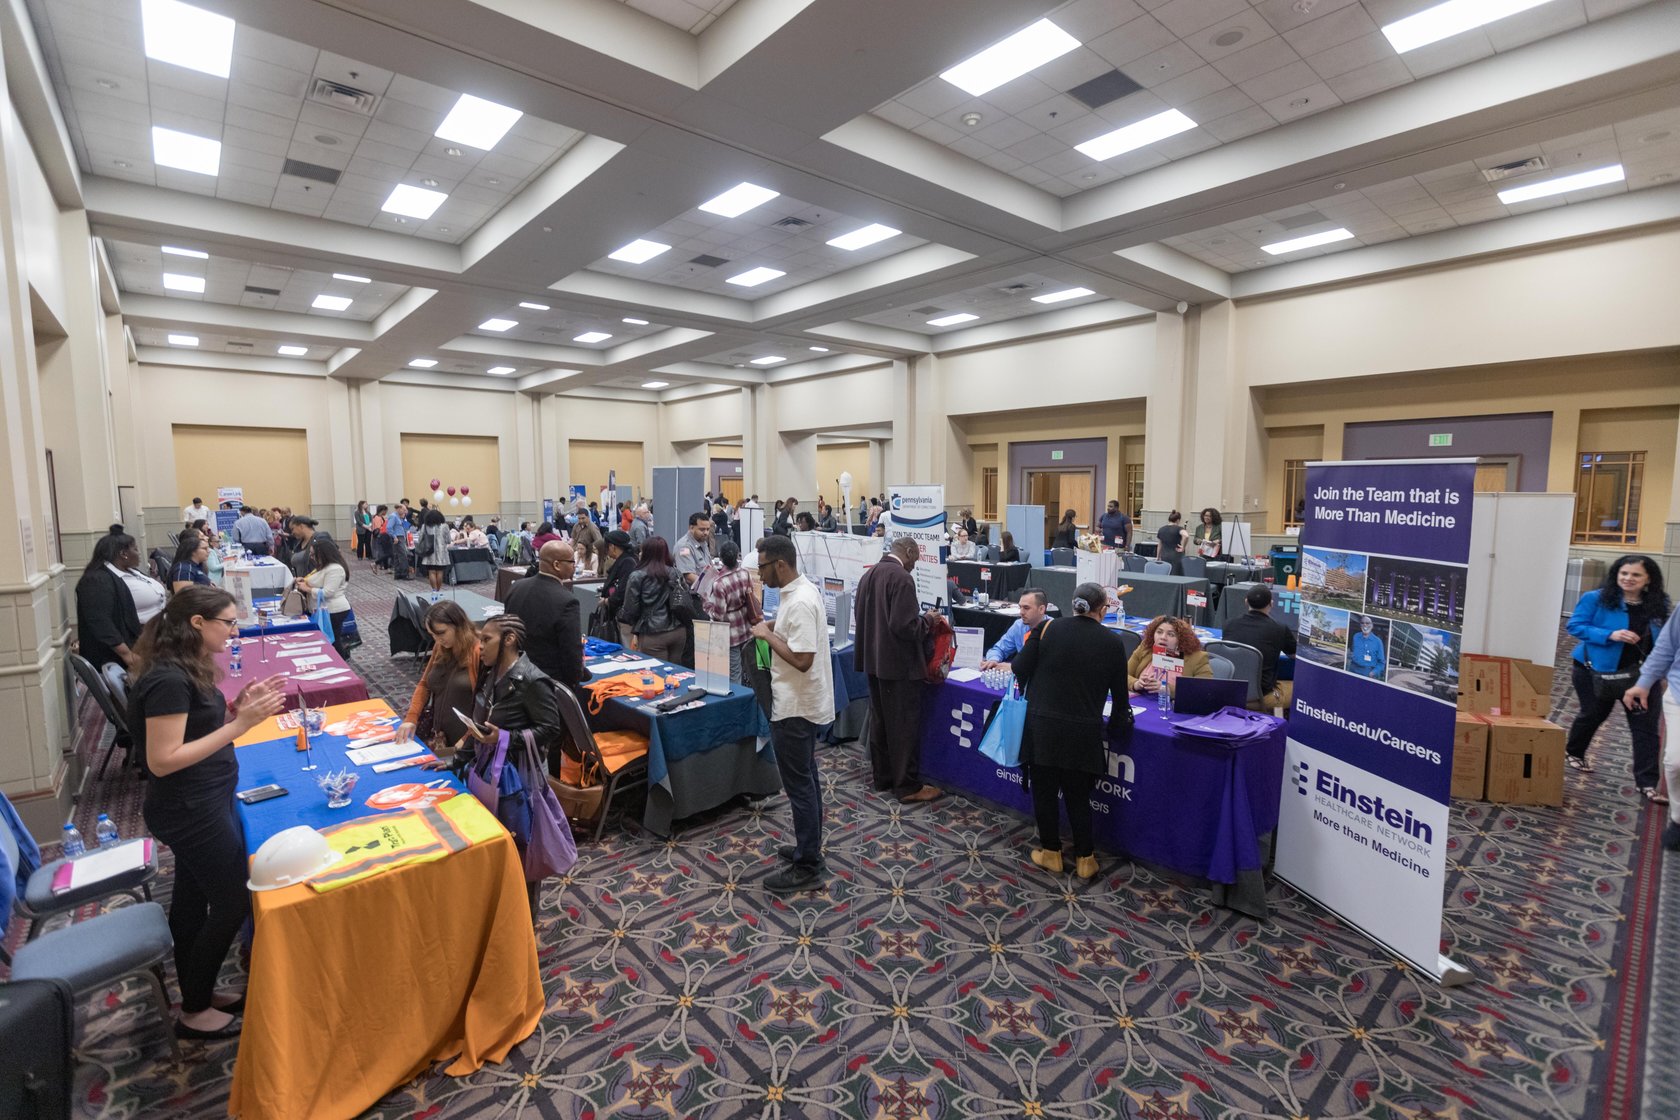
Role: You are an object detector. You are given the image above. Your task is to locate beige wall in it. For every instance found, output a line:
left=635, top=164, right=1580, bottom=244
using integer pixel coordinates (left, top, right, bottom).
left=960, top=400, right=1148, bottom=512
left=173, top=424, right=312, bottom=512
left=771, top=366, right=895, bottom=432
left=936, top=320, right=1155, bottom=412
left=662, top=389, right=743, bottom=446
left=374, top=381, right=524, bottom=512
left=815, top=442, right=871, bottom=500
left=399, top=433, right=502, bottom=512
left=1263, top=426, right=1324, bottom=533
left=1576, top=406, right=1678, bottom=549
left=570, top=439, right=646, bottom=497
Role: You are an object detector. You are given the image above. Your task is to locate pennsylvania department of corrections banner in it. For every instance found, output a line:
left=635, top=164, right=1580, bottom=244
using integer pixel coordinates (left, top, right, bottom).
left=1275, top=458, right=1476, bottom=979
left=887, top=484, right=947, bottom=610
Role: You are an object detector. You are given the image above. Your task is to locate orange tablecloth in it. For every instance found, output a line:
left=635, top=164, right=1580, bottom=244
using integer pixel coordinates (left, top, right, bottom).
left=228, top=705, right=543, bottom=1119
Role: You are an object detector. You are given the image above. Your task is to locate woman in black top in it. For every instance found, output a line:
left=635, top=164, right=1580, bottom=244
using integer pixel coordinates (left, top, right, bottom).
left=1013, top=581, right=1131, bottom=881
left=997, top=531, right=1020, bottom=563
left=74, top=528, right=144, bottom=668
left=620, top=537, right=687, bottom=665
left=1156, top=510, right=1187, bottom=575
left=170, top=530, right=214, bottom=593
left=600, top=529, right=638, bottom=646
left=1051, top=509, right=1079, bottom=549
left=129, top=586, right=285, bottom=1039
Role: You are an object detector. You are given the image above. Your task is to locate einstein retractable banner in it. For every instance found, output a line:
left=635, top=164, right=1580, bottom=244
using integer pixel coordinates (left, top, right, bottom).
left=1275, top=459, right=1476, bottom=981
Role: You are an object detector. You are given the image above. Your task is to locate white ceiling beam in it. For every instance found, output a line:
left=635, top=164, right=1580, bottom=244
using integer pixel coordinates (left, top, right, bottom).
left=136, top=347, right=324, bottom=376
left=931, top=302, right=1155, bottom=354
left=1107, top=244, right=1233, bottom=304
left=120, top=294, right=374, bottom=343
left=1, top=0, right=81, bottom=207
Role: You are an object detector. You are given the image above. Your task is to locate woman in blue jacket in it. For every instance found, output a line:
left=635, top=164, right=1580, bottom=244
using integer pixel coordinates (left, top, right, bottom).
left=1565, top=555, right=1668, bottom=801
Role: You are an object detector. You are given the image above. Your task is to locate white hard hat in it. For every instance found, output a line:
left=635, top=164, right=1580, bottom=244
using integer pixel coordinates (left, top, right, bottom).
left=247, top=825, right=343, bottom=891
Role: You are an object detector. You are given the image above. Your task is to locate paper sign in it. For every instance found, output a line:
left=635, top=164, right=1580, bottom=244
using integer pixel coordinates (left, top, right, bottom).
left=346, top=740, right=428, bottom=766
left=1186, top=591, right=1208, bottom=608
left=947, top=666, right=983, bottom=682
left=953, top=625, right=985, bottom=669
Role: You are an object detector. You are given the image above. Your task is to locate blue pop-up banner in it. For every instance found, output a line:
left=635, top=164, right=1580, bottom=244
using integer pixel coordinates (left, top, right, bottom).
left=1275, top=459, right=1475, bottom=977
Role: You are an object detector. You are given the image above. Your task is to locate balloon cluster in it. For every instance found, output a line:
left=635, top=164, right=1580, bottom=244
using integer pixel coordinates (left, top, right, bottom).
left=428, top=478, right=472, bottom=508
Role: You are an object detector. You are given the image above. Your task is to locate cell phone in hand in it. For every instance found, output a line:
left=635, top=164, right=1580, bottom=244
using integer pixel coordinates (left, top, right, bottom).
left=452, top=707, right=490, bottom=737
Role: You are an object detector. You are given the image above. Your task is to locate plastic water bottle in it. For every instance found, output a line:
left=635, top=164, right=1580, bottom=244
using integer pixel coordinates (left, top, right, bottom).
left=1157, top=685, right=1171, bottom=713
left=61, top=823, right=85, bottom=858
left=96, top=813, right=119, bottom=847
left=229, top=636, right=244, bottom=677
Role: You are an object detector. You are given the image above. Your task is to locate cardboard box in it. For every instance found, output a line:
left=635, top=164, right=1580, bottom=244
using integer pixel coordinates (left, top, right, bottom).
left=1483, top=715, right=1565, bottom=806
left=1452, top=713, right=1489, bottom=800
left=1459, top=655, right=1553, bottom=719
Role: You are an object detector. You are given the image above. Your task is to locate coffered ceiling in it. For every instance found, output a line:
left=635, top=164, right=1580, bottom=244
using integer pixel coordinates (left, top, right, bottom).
left=15, top=0, right=1680, bottom=396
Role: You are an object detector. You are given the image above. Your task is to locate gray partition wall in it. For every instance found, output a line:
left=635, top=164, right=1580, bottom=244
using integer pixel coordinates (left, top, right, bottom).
left=652, top=466, right=706, bottom=547
left=1005, top=504, right=1045, bottom=561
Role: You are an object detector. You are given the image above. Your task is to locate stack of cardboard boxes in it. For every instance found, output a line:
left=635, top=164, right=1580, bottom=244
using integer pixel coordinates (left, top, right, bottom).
left=1453, top=655, right=1565, bottom=806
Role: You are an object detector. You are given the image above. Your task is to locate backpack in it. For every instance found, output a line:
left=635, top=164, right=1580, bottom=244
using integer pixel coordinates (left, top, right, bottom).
left=922, top=611, right=956, bottom=681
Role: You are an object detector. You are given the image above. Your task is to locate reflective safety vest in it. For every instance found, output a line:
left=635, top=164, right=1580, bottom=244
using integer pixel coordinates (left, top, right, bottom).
left=307, top=794, right=501, bottom=892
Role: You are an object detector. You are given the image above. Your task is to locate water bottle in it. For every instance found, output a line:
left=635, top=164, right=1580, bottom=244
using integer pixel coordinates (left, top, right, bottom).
left=1157, top=685, right=1171, bottom=713
left=230, top=635, right=244, bottom=677
left=61, top=823, right=85, bottom=858
left=96, top=813, right=119, bottom=847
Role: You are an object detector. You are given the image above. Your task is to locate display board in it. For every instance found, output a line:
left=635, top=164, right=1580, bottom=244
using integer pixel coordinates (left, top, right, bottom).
left=889, top=484, right=947, bottom=610
left=1460, top=491, right=1572, bottom=667
left=794, top=530, right=880, bottom=595
left=652, top=465, right=705, bottom=548
left=1225, top=518, right=1253, bottom=560
left=1005, top=504, right=1044, bottom=561
left=1275, top=459, right=1476, bottom=982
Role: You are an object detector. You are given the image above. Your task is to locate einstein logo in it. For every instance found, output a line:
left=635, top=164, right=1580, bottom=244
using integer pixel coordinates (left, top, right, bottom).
left=1294, top=760, right=1310, bottom=795
left=949, top=702, right=977, bottom=748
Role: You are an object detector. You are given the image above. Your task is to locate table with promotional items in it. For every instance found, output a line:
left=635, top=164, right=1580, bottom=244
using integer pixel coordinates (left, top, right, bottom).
left=224, top=555, right=292, bottom=593
left=919, top=677, right=1286, bottom=916
left=582, top=640, right=775, bottom=834
left=951, top=603, right=1062, bottom=650
left=237, top=600, right=318, bottom=638
left=229, top=700, right=542, bottom=1120
left=947, top=559, right=1032, bottom=597
left=215, top=632, right=369, bottom=709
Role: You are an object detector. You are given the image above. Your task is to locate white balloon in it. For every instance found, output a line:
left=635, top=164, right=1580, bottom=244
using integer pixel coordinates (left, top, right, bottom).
left=449, top=496, right=461, bottom=507
left=433, top=490, right=446, bottom=503
left=462, top=495, right=473, bottom=507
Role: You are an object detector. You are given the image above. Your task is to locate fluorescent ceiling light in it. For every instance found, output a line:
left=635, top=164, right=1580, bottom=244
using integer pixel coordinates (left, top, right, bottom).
left=750, top=356, right=786, bottom=365
left=487, top=366, right=516, bottom=375
left=642, top=381, right=669, bottom=389
left=167, top=333, right=198, bottom=346
left=434, top=94, right=523, bottom=151
left=607, top=239, right=671, bottom=264
left=699, top=182, right=779, bottom=217
left=1382, top=0, right=1559, bottom=54
left=151, top=126, right=221, bottom=176
left=573, top=331, right=613, bottom=344
left=163, top=273, right=205, bottom=293
left=726, top=266, right=785, bottom=287
left=826, top=223, right=901, bottom=251
left=381, top=183, right=448, bottom=220
left=927, top=312, right=979, bottom=327
left=277, top=345, right=309, bottom=357
left=1033, top=287, right=1096, bottom=304
left=622, top=317, right=649, bottom=325
left=478, top=318, right=517, bottom=331
left=940, top=18, right=1079, bottom=96
left=162, top=245, right=207, bottom=259
left=332, top=272, right=370, bottom=283
left=1262, top=227, right=1356, bottom=255
left=141, top=0, right=234, bottom=79
left=1497, top=163, right=1625, bottom=204
left=518, top=301, right=549, bottom=310
left=809, top=346, right=830, bottom=352
left=312, top=294, right=353, bottom=311
left=408, top=358, right=438, bottom=368
left=1075, top=109, right=1197, bottom=162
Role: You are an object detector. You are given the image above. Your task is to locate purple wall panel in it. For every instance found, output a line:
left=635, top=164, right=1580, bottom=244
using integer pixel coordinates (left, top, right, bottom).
left=1341, top=413, right=1551, bottom=490
left=1007, top=437, right=1109, bottom=508
left=710, top=458, right=743, bottom=495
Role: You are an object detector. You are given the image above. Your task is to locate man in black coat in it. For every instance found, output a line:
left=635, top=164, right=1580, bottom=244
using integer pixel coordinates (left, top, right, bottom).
left=853, top=536, right=941, bottom=803
left=1220, top=583, right=1297, bottom=712
left=503, top=540, right=591, bottom=694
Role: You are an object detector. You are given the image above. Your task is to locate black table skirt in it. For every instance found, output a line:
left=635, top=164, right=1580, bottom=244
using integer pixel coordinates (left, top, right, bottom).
left=947, top=560, right=1032, bottom=596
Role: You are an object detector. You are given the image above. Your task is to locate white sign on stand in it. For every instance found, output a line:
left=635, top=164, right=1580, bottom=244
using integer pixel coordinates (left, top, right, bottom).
left=692, top=619, right=731, bottom=695
left=225, top=565, right=255, bottom=621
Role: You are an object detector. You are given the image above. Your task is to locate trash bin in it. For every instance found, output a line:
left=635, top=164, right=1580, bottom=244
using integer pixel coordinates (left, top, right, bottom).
left=1270, top=545, right=1300, bottom=584
left=1561, top=557, right=1607, bottom=614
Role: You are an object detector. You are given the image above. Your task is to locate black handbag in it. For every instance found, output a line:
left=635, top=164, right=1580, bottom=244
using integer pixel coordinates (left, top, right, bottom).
left=587, top=598, right=618, bottom=642
left=1590, top=661, right=1642, bottom=701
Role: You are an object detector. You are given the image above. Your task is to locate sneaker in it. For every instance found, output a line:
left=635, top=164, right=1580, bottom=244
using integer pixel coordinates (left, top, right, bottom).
left=777, top=845, right=825, bottom=868
left=1664, top=822, right=1680, bottom=851
left=765, top=864, right=823, bottom=893
left=1074, top=855, right=1099, bottom=880
left=1030, top=848, right=1063, bottom=874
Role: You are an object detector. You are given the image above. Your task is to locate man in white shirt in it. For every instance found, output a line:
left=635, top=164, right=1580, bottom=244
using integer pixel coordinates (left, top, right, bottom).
left=183, top=497, right=211, bottom=525
left=751, top=533, right=834, bottom=893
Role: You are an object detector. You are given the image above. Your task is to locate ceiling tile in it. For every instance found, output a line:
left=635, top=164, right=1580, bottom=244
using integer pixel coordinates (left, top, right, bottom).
left=1325, top=56, right=1412, bottom=100
left=1155, top=64, right=1232, bottom=105
left=1152, top=0, right=1252, bottom=39
left=1238, top=60, right=1321, bottom=103
left=1121, top=41, right=1205, bottom=88
left=1087, top=15, right=1178, bottom=69
left=1211, top=35, right=1302, bottom=84
left=1281, top=4, right=1380, bottom=56
left=1304, top=32, right=1395, bottom=80
left=1187, top=13, right=1279, bottom=63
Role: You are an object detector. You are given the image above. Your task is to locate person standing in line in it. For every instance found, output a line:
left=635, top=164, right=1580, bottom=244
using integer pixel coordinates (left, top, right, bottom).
left=389, top=503, right=414, bottom=578
left=1564, top=555, right=1669, bottom=802
left=751, top=534, right=835, bottom=892
left=354, top=500, right=373, bottom=560
left=618, top=537, right=688, bottom=664
left=292, top=536, right=353, bottom=657
left=704, top=539, right=760, bottom=683
left=599, top=530, right=638, bottom=647
left=1012, top=582, right=1130, bottom=880
left=674, top=512, right=715, bottom=586
left=1156, top=510, right=1187, bottom=575
left=853, top=536, right=942, bottom=804
left=287, top=516, right=332, bottom=577
left=416, top=508, right=453, bottom=593
left=1098, top=500, right=1132, bottom=551
left=75, top=529, right=144, bottom=668
left=504, top=541, right=590, bottom=697
left=370, top=505, right=390, bottom=569
left=229, top=505, right=272, bottom=556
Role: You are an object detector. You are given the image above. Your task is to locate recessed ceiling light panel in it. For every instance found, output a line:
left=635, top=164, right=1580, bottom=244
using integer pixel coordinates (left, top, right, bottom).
left=699, top=182, right=780, bottom=217
left=167, top=333, right=198, bottom=346
left=518, top=301, right=550, bottom=310
left=607, top=239, right=672, bottom=264
left=940, top=19, right=1080, bottom=96
left=826, top=223, right=901, bottom=251
left=162, top=245, right=208, bottom=258
left=642, top=381, right=670, bottom=389
left=1497, top=163, right=1625, bottom=204
left=573, top=332, right=612, bottom=343
left=142, top=0, right=234, bottom=79
left=332, top=272, right=370, bottom=283
left=478, top=318, right=517, bottom=331
left=1075, top=109, right=1197, bottom=161
left=1032, top=287, right=1096, bottom=304
left=312, top=294, right=353, bottom=311
left=927, top=312, right=979, bottom=326
left=487, top=366, right=516, bottom=375
left=381, top=183, right=448, bottom=219
left=809, top=346, right=830, bottom=352
left=277, top=345, right=309, bottom=356
left=1261, top=227, right=1356, bottom=255
left=408, top=358, right=438, bottom=368
left=1382, top=0, right=1559, bottom=54
left=726, top=266, right=785, bottom=287
left=622, top=317, right=649, bottom=325
left=151, top=126, right=221, bottom=175
left=162, top=273, right=205, bottom=293
left=750, top=355, right=786, bottom=365
left=434, top=93, right=523, bottom=151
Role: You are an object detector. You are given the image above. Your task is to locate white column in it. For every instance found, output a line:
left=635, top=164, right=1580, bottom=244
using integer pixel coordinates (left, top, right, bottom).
left=1143, top=310, right=1189, bottom=528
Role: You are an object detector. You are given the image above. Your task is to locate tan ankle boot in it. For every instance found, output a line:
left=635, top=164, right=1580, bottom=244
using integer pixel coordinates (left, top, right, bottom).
left=1075, top=855, right=1098, bottom=880
left=1030, top=848, right=1063, bottom=873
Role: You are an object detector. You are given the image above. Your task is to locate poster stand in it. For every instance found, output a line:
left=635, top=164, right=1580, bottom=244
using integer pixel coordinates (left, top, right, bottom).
left=692, top=619, right=731, bottom=696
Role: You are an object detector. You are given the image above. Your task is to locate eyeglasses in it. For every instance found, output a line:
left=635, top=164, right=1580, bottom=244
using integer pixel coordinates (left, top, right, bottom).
left=208, top=616, right=240, bottom=627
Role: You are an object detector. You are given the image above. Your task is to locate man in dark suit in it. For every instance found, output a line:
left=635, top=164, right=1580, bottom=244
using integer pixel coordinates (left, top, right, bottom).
left=854, top=536, right=941, bottom=803
left=503, top=540, right=591, bottom=694
left=1220, top=583, right=1297, bottom=712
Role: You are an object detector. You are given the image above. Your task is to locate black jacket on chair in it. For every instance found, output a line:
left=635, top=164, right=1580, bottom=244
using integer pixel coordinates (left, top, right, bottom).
left=1012, top=615, right=1131, bottom=775
left=74, top=567, right=141, bottom=669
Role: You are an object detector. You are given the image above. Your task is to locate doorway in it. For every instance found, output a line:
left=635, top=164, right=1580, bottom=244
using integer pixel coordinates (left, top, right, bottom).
left=1027, top=469, right=1095, bottom=542
left=718, top=477, right=743, bottom=505
left=1474, top=459, right=1514, bottom=492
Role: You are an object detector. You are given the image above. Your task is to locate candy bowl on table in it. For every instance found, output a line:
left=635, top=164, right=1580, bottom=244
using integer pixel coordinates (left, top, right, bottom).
left=315, top=768, right=360, bottom=809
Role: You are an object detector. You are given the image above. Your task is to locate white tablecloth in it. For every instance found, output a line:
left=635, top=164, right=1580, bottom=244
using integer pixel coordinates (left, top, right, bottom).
left=1076, top=549, right=1121, bottom=588
left=224, top=556, right=292, bottom=593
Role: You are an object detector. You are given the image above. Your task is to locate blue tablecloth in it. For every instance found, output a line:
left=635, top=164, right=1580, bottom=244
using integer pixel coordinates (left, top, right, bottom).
left=234, top=712, right=465, bottom=853
left=919, top=675, right=1285, bottom=910
left=831, top=641, right=869, bottom=713
left=239, top=615, right=318, bottom=638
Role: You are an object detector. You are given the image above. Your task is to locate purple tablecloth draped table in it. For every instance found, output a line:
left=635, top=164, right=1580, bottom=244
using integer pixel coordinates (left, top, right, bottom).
left=214, top=632, right=370, bottom=710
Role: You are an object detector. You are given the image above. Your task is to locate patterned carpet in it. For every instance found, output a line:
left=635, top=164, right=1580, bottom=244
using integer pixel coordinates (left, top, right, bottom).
left=9, top=560, right=1670, bottom=1120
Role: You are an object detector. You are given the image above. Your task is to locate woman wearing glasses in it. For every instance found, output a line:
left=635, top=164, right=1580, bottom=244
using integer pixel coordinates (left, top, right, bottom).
left=128, top=586, right=286, bottom=1040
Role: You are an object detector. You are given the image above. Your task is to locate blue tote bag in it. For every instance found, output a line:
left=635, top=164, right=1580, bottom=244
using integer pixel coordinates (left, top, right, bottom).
left=977, top=687, right=1028, bottom=768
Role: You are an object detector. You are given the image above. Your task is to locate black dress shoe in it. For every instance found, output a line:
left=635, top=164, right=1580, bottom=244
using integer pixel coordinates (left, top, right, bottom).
left=777, top=845, right=825, bottom=868
left=214, top=994, right=246, bottom=1015
left=1663, top=821, right=1680, bottom=851
left=175, top=1015, right=242, bottom=1040
left=765, top=864, right=823, bottom=893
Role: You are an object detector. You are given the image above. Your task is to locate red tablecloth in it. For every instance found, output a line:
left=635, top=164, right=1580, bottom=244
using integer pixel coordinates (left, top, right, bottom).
left=215, top=633, right=369, bottom=709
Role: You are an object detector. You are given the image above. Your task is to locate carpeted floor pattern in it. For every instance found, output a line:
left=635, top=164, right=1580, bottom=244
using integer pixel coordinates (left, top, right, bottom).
left=9, top=560, right=1670, bottom=1120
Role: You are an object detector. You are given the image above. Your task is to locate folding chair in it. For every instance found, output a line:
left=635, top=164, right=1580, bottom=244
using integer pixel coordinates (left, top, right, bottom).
left=1144, top=560, right=1171, bottom=575
left=1206, top=653, right=1235, bottom=679
left=1, top=792, right=157, bottom=943
left=1181, top=556, right=1207, bottom=578
left=1206, top=640, right=1265, bottom=705
left=1122, top=554, right=1147, bottom=573
left=68, top=654, right=135, bottom=778
left=1114, top=627, right=1142, bottom=663
left=551, top=683, right=650, bottom=842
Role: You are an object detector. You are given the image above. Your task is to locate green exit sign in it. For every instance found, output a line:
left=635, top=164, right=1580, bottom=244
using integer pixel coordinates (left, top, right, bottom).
left=1051, top=450, right=1064, bottom=461
left=1428, top=433, right=1452, bottom=447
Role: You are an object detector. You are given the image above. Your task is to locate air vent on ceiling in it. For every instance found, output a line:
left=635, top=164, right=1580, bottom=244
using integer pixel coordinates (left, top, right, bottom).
left=1481, top=156, right=1548, bottom=182
left=999, top=283, right=1032, bottom=293
left=689, top=254, right=729, bottom=268
left=912, top=305, right=941, bottom=315
left=1067, top=69, right=1144, bottom=110
left=226, top=340, right=253, bottom=351
left=773, top=216, right=812, bottom=229
left=243, top=285, right=282, bottom=297
left=308, top=78, right=379, bottom=116
left=1276, top=210, right=1330, bottom=230
left=282, top=158, right=341, bottom=185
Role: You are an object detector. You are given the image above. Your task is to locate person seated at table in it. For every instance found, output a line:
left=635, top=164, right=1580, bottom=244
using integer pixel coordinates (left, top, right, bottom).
left=458, top=517, right=489, bottom=549
left=997, top=531, right=1020, bottom=563
left=427, top=614, right=564, bottom=917
left=398, top=600, right=480, bottom=756
left=1052, top=508, right=1078, bottom=549
left=571, top=513, right=602, bottom=574
left=816, top=502, right=839, bottom=532
left=1013, top=581, right=1130, bottom=881
left=129, top=586, right=286, bottom=1039
left=949, top=526, right=977, bottom=560
left=600, top=529, right=638, bottom=646
left=1128, top=615, right=1212, bottom=697
left=291, top=536, right=353, bottom=657
left=75, top=529, right=144, bottom=668
left=190, top=519, right=226, bottom=584
left=416, top=508, right=454, bottom=593
left=795, top=511, right=817, bottom=532
left=170, top=530, right=214, bottom=593
left=619, top=537, right=688, bottom=665
left=1220, top=584, right=1297, bottom=711
left=979, top=588, right=1049, bottom=669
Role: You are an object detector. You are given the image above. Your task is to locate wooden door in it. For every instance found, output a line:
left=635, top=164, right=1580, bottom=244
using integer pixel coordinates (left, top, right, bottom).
left=1473, top=463, right=1509, bottom=492
left=719, top=477, right=744, bottom=504
left=1059, top=471, right=1094, bottom=528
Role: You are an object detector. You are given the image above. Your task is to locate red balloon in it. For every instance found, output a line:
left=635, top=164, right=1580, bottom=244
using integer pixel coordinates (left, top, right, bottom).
left=447, top=485, right=457, bottom=496
left=460, top=485, right=470, bottom=495
left=429, top=478, right=441, bottom=491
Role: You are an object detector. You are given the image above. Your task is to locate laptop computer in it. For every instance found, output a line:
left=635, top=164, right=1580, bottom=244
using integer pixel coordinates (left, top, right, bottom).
left=1173, top=676, right=1248, bottom=717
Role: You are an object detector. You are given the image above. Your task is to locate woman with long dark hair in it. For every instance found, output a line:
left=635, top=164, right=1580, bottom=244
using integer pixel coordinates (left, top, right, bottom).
left=1052, top=508, right=1078, bottom=549
left=619, top=536, right=687, bottom=663
left=292, top=536, right=353, bottom=656
left=75, top=528, right=150, bottom=667
left=170, top=530, right=214, bottom=593
left=130, top=586, right=285, bottom=1038
left=1156, top=510, right=1187, bottom=575
left=399, top=600, right=479, bottom=755
left=1565, top=555, right=1670, bottom=801
left=997, top=530, right=1020, bottom=564
left=354, top=500, right=373, bottom=560
left=417, top=508, right=453, bottom=593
